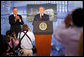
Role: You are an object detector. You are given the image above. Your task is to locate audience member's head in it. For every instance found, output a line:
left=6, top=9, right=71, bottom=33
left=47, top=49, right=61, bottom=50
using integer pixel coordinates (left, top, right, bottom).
left=71, top=8, right=83, bottom=27
left=12, top=32, right=16, bottom=37
left=12, top=7, right=18, bottom=15
left=6, top=30, right=12, bottom=36
left=22, top=24, right=29, bottom=32
left=39, top=6, right=45, bottom=15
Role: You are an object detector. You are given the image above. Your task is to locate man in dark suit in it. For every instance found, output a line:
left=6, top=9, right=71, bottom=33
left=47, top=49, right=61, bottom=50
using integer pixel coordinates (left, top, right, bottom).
left=34, top=7, right=49, bottom=21
left=9, top=7, right=24, bottom=37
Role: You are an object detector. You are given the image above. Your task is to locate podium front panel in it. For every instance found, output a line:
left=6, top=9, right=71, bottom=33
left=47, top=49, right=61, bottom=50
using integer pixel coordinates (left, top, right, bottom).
left=33, top=21, right=53, bottom=34
left=35, top=34, right=52, bottom=56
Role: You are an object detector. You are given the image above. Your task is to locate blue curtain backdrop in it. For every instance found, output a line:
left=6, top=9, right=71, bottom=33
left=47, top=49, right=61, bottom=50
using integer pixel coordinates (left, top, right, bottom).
left=1, top=1, right=83, bottom=56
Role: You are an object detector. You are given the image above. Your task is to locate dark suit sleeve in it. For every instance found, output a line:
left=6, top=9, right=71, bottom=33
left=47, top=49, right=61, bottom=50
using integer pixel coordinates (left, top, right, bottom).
left=47, top=15, right=49, bottom=21
left=34, top=15, right=37, bottom=21
left=45, top=14, right=49, bottom=21
left=9, top=15, right=16, bottom=25
left=19, top=15, right=24, bottom=25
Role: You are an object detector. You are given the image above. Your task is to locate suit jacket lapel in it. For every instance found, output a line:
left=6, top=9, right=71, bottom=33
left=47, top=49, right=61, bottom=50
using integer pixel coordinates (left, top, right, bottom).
left=38, top=14, right=41, bottom=21
left=43, top=14, right=45, bottom=21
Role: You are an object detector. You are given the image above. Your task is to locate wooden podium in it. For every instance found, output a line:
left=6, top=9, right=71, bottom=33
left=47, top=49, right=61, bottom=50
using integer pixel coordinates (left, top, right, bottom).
left=33, top=21, right=53, bottom=56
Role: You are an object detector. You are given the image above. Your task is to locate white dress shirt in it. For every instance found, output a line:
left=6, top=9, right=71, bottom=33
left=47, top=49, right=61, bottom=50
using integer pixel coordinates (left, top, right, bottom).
left=40, top=13, right=44, bottom=18
left=18, top=31, right=35, bottom=50
left=54, top=22, right=83, bottom=56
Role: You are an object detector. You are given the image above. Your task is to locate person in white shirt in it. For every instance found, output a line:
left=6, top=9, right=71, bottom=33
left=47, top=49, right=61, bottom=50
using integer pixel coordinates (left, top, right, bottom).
left=54, top=8, right=83, bottom=56
left=17, top=24, right=35, bottom=56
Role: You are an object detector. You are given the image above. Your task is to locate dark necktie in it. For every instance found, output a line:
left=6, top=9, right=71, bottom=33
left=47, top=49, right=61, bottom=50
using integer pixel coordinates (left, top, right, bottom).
left=41, top=15, right=43, bottom=21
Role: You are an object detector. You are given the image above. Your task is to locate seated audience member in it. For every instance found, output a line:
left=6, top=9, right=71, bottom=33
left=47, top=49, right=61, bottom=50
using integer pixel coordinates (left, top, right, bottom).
left=6, top=30, right=19, bottom=56
left=54, top=8, right=83, bottom=56
left=6, top=31, right=19, bottom=47
left=17, top=24, right=35, bottom=56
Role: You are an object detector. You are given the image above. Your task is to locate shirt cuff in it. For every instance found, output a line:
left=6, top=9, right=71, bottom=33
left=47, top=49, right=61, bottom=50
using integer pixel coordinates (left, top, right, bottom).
left=19, top=19, right=21, bottom=22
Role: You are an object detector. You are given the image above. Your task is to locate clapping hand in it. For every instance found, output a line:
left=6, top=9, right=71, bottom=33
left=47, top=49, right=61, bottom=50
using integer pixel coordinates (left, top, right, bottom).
left=17, top=16, right=20, bottom=20
left=64, top=14, right=72, bottom=29
left=15, top=16, right=20, bottom=21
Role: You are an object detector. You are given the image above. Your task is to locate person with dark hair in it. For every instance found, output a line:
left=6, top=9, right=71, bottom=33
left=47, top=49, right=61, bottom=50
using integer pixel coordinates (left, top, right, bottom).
left=9, top=7, right=24, bottom=37
left=5, top=31, right=19, bottom=56
left=54, top=8, right=83, bottom=56
left=71, top=8, right=83, bottom=27
left=17, top=24, right=35, bottom=56
left=6, top=30, right=12, bottom=36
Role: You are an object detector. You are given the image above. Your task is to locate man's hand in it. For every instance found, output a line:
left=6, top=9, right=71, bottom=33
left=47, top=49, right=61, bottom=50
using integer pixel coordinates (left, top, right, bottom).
left=15, top=16, right=18, bottom=21
left=64, top=14, right=72, bottom=29
left=15, top=16, right=21, bottom=22
left=17, top=16, right=20, bottom=20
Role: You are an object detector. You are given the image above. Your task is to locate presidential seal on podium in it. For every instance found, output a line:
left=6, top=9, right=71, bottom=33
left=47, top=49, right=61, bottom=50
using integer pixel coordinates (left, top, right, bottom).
left=39, top=22, right=47, bottom=31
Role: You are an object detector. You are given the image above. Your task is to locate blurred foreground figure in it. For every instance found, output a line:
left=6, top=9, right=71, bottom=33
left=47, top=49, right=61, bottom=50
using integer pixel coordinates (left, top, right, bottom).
left=54, top=8, right=83, bottom=56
